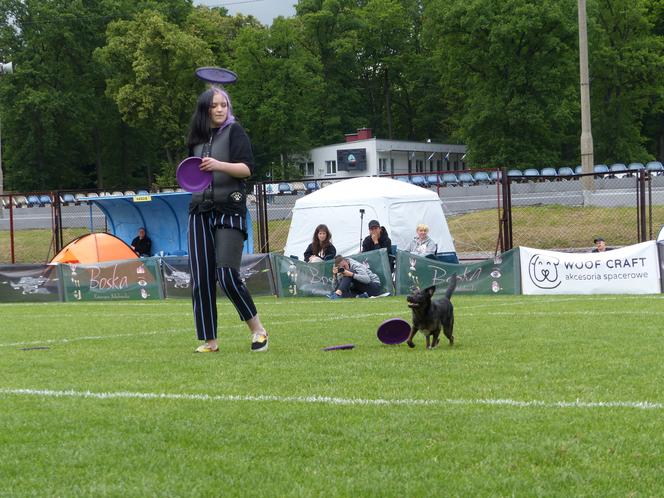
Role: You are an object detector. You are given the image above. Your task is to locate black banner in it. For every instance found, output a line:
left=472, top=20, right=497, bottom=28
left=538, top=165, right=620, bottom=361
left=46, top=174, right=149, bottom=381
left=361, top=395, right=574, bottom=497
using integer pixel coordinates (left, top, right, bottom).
left=0, top=264, right=61, bottom=302
left=161, top=253, right=275, bottom=299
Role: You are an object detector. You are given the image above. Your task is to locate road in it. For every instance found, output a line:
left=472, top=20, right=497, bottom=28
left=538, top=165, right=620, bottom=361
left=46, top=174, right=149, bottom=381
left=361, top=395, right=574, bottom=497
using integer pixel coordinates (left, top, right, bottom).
left=2, top=177, right=663, bottom=230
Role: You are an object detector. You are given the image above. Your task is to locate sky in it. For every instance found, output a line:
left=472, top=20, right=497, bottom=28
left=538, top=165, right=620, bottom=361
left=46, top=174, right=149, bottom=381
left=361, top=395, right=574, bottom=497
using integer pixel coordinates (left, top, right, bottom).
left=194, top=0, right=297, bottom=25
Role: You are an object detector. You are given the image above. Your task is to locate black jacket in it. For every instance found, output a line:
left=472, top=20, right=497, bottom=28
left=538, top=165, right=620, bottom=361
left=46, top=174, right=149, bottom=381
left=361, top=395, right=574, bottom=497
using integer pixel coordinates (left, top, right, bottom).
left=362, top=227, right=392, bottom=253
left=304, top=243, right=336, bottom=262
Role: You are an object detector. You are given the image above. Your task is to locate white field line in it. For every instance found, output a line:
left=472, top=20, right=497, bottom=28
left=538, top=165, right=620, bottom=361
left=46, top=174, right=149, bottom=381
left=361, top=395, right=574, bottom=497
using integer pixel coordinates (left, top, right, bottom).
left=2, top=306, right=663, bottom=349
left=0, top=387, right=661, bottom=411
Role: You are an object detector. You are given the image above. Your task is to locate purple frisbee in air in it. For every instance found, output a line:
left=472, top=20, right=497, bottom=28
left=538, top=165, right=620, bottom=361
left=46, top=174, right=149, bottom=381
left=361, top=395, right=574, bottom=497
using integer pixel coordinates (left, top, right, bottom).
left=376, top=318, right=411, bottom=345
left=195, top=67, right=238, bottom=85
left=176, top=156, right=212, bottom=192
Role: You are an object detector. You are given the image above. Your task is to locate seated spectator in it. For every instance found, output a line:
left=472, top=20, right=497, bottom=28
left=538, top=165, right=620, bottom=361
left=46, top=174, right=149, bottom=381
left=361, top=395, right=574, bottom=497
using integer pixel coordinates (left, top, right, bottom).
left=304, top=224, right=336, bottom=262
left=329, top=255, right=383, bottom=299
left=131, top=227, right=152, bottom=257
left=405, top=224, right=437, bottom=257
left=362, top=219, right=394, bottom=271
left=592, top=237, right=611, bottom=252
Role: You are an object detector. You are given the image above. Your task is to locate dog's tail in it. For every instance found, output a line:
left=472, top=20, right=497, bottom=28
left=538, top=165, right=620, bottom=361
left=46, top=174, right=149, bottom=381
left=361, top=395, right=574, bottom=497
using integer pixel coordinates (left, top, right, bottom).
left=445, top=273, right=457, bottom=300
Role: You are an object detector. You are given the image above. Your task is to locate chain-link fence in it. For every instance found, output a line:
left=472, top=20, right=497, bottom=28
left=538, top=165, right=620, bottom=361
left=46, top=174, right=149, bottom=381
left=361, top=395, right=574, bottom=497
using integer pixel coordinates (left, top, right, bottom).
left=2, top=172, right=662, bottom=264
left=1, top=192, right=107, bottom=264
left=253, top=170, right=663, bottom=259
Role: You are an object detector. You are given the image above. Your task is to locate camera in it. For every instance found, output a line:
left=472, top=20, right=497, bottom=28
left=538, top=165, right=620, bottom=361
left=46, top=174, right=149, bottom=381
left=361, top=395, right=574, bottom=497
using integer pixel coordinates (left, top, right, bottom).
left=335, top=266, right=346, bottom=274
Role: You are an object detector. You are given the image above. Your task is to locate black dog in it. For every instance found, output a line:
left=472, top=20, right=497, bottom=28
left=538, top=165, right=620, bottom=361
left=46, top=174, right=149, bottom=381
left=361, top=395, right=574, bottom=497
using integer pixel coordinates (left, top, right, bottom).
left=406, top=275, right=457, bottom=349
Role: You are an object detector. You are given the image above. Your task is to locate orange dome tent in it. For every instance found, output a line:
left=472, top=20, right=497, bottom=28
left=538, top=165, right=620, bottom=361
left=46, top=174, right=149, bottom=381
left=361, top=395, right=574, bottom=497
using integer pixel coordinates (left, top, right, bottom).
left=50, top=233, right=138, bottom=264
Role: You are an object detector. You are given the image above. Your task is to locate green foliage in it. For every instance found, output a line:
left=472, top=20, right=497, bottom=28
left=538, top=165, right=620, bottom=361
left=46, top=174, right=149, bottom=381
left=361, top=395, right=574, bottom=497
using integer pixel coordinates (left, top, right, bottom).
left=231, top=18, right=325, bottom=177
left=426, top=0, right=580, bottom=168
left=588, top=0, right=664, bottom=163
left=1, top=0, right=663, bottom=191
left=95, top=10, right=212, bottom=167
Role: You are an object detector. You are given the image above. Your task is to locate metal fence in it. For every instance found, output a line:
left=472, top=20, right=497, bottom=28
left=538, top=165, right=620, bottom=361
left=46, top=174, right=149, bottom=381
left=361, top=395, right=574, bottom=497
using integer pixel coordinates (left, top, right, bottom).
left=2, top=171, right=662, bottom=264
left=253, top=170, right=663, bottom=259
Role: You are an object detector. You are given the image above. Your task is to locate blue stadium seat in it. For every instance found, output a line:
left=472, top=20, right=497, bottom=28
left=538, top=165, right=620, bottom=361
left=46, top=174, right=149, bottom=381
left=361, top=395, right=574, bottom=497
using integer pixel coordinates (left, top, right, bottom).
left=425, top=174, right=439, bottom=186
left=523, top=168, right=540, bottom=181
left=305, top=181, right=319, bottom=193
left=540, top=168, right=557, bottom=180
left=645, top=161, right=663, bottom=176
left=609, top=163, right=627, bottom=178
left=489, top=171, right=502, bottom=182
left=440, top=173, right=459, bottom=186
left=61, top=193, right=77, bottom=205
left=278, top=182, right=293, bottom=195
left=457, top=172, right=475, bottom=185
left=39, top=195, right=52, bottom=205
left=627, top=163, right=644, bottom=176
left=473, top=171, right=491, bottom=184
left=593, top=164, right=609, bottom=177
left=410, top=175, right=428, bottom=188
left=507, top=169, right=523, bottom=181
left=26, top=195, right=41, bottom=207
left=557, top=166, right=574, bottom=178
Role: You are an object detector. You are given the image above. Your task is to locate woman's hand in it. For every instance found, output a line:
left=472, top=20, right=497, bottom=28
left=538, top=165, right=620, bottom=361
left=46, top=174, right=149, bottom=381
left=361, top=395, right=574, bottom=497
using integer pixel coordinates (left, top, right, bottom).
left=200, top=157, right=224, bottom=172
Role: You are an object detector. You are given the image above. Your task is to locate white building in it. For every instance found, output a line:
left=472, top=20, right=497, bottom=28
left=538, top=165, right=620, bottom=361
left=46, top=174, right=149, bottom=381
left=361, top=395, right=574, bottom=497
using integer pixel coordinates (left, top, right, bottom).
left=300, top=128, right=467, bottom=179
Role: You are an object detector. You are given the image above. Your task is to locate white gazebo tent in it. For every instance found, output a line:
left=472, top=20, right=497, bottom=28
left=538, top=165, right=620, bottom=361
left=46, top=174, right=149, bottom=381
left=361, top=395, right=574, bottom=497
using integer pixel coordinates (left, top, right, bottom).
left=283, top=177, right=457, bottom=261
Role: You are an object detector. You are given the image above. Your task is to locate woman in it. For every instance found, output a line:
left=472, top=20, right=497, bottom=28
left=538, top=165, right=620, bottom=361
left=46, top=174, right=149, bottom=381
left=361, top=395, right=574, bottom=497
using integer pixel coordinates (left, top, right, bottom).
left=303, top=224, right=336, bottom=262
left=186, top=86, right=268, bottom=353
left=406, top=223, right=437, bottom=257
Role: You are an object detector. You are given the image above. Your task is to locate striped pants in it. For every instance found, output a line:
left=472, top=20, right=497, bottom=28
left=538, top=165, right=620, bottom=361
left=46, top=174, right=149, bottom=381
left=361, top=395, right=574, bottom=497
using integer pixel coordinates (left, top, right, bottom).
left=188, top=211, right=257, bottom=341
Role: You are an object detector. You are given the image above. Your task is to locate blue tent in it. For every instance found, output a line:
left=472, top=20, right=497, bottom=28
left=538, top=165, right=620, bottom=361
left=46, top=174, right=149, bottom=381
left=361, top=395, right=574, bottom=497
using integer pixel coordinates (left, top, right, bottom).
left=89, top=192, right=254, bottom=256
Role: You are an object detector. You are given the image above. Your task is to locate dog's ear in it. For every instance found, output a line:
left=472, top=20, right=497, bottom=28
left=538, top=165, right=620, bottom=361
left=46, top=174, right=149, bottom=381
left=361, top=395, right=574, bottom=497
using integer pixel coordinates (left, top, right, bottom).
left=425, top=286, right=436, bottom=296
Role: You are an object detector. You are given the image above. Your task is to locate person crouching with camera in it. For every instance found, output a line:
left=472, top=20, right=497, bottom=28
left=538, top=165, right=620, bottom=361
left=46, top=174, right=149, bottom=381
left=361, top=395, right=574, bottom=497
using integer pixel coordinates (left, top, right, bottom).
left=329, top=255, right=382, bottom=299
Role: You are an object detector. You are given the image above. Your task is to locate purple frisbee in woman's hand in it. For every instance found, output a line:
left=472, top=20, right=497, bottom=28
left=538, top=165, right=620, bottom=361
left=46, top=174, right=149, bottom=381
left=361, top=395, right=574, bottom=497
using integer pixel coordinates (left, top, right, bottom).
left=376, top=318, right=411, bottom=345
left=176, top=157, right=212, bottom=192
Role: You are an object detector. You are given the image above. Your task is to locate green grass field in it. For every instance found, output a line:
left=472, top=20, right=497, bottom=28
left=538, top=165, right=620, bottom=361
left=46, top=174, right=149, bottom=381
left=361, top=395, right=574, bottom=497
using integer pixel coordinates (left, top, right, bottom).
left=1, top=294, right=664, bottom=496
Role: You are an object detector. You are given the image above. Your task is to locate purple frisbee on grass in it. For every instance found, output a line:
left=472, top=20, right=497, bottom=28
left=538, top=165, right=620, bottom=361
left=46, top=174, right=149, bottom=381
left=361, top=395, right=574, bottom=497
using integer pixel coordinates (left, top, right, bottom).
left=195, top=67, right=238, bottom=85
left=176, top=156, right=212, bottom=192
left=376, top=318, right=411, bottom=345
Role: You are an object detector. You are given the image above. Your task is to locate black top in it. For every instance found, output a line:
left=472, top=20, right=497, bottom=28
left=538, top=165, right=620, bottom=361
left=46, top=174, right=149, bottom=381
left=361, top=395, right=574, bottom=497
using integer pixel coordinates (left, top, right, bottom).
left=131, top=236, right=152, bottom=256
left=304, top=243, right=337, bottom=262
left=362, top=226, right=392, bottom=253
left=189, top=123, right=255, bottom=237
left=188, top=124, right=255, bottom=173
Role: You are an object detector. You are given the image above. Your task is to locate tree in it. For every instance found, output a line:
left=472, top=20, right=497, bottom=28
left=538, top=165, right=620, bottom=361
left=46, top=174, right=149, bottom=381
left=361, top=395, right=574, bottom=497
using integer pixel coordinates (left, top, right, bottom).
left=230, top=17, right=325, bottom=178
left=424, top=0, right=580, bottom=168
left=588, top=0, right=664, bottom=163
left=0, top=0, right=197, bottom=191
left=95, top=9, right=213, bottom=184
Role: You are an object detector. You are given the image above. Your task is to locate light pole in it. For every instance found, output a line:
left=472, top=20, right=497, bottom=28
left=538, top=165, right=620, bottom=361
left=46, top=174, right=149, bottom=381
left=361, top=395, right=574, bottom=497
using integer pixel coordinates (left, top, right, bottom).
left=577, top=1, right=594, bottom=194
left=0, top=61, right=13, bottom=200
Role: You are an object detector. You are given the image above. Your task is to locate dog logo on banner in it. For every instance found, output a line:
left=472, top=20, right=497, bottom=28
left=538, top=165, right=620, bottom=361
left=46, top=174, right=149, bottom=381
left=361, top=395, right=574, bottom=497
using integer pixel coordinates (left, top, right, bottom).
left=528, top=254, right=562, bottom=289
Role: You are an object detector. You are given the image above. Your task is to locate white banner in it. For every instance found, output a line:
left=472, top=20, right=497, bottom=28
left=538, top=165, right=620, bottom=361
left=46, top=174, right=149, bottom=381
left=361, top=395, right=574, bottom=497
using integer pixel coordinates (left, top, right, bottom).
left=520, top=242, right=661, bottom=295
